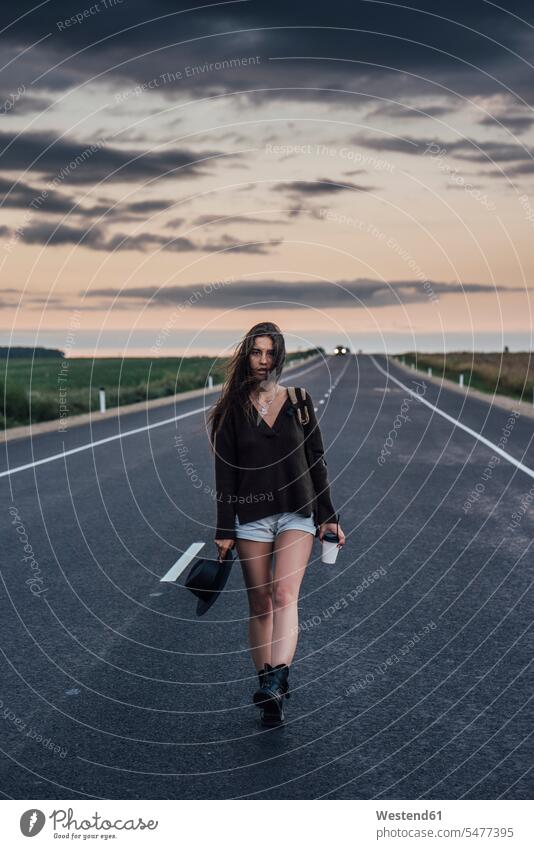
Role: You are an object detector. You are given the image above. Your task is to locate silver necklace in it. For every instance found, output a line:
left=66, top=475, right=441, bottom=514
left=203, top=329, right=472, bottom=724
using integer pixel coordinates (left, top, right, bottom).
left=254, top=384, right=279, bottom=416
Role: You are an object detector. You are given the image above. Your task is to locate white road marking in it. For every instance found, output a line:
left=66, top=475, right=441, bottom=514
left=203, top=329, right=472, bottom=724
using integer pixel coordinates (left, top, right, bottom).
left=0, top=406, right=207, bottom=479
left=160, top=542, right=205, bottom=582
left=371, top=355, right=534, bottom=481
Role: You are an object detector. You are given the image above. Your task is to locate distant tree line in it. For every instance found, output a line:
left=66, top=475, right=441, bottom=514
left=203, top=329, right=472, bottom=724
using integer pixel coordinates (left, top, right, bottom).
left=0, top=347, right=65, bottom=359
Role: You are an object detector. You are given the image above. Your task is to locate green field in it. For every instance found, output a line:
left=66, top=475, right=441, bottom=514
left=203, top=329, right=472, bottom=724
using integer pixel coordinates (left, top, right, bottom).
left=1, top=348, right=319, bottom=429
left=398, top=351, right=534, bottom=402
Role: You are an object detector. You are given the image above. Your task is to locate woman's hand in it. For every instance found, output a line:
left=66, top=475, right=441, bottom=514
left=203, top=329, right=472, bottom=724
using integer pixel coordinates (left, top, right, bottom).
left=318, top=522, right=346, bottom=547
left=215, top=538, right=235, bottom=562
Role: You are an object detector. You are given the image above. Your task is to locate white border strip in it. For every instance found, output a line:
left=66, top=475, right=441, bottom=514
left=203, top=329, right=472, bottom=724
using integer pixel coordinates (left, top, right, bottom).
left=370, top=355, right=534, bottom=481
left=160, top=542, right=205, bottom=583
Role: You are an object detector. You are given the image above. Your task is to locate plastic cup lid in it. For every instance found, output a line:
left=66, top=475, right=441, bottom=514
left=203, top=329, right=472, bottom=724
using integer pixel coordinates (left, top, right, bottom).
left=322, top=531, right=339, bottom=543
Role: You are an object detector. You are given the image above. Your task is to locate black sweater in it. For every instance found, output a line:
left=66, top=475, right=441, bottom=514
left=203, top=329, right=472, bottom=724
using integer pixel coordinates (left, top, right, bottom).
left=213, top=387, right=337, bottom=540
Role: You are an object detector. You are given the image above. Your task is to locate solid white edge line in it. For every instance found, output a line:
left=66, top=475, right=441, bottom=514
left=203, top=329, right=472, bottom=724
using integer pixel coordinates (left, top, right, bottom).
left=160, top=542, right=205, bottom=582
left=0, top=406, right=208, bottom=479
left=370, top=355, right=534, bottom=481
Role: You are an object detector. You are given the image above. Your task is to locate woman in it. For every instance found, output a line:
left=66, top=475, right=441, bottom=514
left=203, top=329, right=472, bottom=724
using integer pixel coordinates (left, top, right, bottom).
left=208, top=321, right=345, bottom=726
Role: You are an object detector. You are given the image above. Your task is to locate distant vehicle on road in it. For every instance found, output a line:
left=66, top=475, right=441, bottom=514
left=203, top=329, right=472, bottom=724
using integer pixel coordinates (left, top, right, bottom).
left=334, top=345, right=350, bottom=355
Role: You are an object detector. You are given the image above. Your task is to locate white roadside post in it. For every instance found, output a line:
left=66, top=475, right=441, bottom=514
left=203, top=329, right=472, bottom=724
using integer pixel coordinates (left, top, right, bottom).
left=428, top=367, right=432, bottom=377
left=99, top=386, right=106, bottom=413
left=459, top=373, right=464, bottom=387
left=208, top=375, right=213, bottom=389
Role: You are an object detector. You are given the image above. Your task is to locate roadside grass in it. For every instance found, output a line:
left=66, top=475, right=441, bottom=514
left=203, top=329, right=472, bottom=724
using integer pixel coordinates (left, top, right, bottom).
left=397, top=352, right=534, bottom=402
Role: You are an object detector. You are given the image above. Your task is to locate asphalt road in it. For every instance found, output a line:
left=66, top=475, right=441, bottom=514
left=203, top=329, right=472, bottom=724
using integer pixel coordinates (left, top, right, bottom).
left=1, top=353, right=533, bottom=800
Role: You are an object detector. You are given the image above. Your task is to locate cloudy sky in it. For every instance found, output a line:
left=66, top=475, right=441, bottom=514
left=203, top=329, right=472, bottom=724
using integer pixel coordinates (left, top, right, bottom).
left=1, top=0, right=533, bottom=355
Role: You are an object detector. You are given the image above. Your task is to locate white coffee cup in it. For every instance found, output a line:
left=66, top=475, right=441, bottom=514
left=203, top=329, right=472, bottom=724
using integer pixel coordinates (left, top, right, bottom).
left=321, top=530, right=340, bottom=564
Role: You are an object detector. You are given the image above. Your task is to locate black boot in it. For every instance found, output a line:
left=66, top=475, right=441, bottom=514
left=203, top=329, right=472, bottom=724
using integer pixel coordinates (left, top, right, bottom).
left=255, top=663, right=290, bottom=726
left=253, top=662, right=273, bottom=705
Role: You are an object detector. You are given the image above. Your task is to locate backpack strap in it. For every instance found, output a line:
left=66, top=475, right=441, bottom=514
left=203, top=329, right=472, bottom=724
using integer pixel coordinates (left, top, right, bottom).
left=287, top=386, right=310, bottom=426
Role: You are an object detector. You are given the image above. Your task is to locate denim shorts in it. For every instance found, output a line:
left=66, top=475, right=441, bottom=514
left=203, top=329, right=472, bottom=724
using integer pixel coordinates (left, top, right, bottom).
left=234, top=511, right=317, bottom=542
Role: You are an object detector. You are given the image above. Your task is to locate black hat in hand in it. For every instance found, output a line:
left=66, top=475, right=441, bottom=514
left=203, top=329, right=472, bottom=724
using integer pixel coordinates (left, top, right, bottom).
left=184, top=547, right=236, bottom=616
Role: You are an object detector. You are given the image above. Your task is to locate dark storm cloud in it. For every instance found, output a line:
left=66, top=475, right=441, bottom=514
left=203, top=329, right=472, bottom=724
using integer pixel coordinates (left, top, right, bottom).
left=124, top=200, right=175, bottom=214
left=0, top=178, right=181, bottom=220
left=274, top=178, right=373, bottom=196
left=0, top=177, right=75, bottom=214
left=478, top=114, right=534, bottom=136
left=367, top=101, right=456, bottom=119
left=10, top=221, right=280, bottom=254
left=0, top=93, right=55, bottom=116
left=287, top=204, right=324, bottom=219
left=193, top=213, right=288, bottom=226
left=1, top=1, right=532, bottom=106
left=451, top=141, right=534, bottom=163
left=353, top=134, right=424, bottom=155
left=354, top=133, right=534, bottom=167
left=0, top=287, right=63, bottom=308
left=21, top=222, right=106, bottom=249
left=85, top=277, right=522, bottom=309
left=192, top=207, right=324, bottom=224
left=0, top=130, right=223, bottom=183
left=200, top=235, right=282, bottom=254
left=501, top=161, right=534, bottom=176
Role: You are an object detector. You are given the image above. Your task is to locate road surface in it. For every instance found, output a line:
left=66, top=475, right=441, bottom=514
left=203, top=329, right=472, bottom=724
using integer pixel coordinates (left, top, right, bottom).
left=1, top=354, right=533, bottom=799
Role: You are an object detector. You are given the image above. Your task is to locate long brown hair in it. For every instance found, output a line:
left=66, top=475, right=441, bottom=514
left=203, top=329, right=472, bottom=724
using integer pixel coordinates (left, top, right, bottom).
left=207, top=321, right=286, bottom=449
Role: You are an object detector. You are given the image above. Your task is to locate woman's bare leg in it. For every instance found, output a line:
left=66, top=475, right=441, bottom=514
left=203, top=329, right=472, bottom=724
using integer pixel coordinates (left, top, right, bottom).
left=235, top=537, right=274, bottom=671
left=271, top=530, right=314, bottom=666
